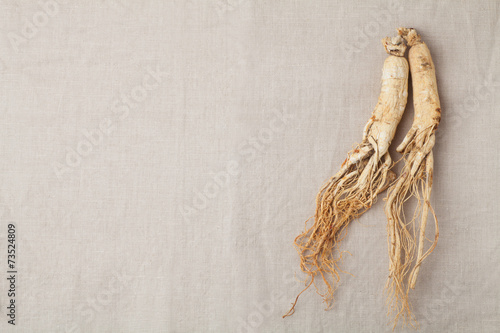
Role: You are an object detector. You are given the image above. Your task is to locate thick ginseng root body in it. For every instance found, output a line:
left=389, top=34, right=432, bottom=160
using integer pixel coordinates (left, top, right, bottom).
left=385, top=28, right=440, bottom=329
left=284, top=37, right=408, bottom=317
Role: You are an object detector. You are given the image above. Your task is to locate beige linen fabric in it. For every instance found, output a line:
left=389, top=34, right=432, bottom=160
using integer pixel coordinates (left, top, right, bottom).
left=0, top=0, right=499, bottom=332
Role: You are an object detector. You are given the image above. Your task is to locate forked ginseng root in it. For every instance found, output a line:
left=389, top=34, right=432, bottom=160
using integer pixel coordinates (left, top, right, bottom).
left=284, top=36, right=409, bottom=317
left=384, top=27, right=441, bottom=329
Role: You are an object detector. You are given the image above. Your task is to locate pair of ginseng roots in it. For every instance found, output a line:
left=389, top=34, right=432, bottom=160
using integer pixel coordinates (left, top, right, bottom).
left=284, top=28, right=441, bottom=329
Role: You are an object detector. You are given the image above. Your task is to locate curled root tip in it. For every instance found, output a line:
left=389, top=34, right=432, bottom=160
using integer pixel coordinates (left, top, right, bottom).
left=283, top=278, right=314, bottom=318
left=282, top=307, right=295, bottom=319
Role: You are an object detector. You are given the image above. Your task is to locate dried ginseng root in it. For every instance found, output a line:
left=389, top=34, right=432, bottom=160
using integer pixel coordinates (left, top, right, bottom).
left=385, top=27, right=441, bottom=329
left=284, top=36, right=409, bottom=317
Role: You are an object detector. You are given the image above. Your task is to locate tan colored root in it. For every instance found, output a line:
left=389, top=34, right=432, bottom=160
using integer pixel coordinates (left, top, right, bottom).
left=385, top=128, right=439, bottom=329
left=409, top=151, right=438, bottom=288
left=284, top=35, right=408, bottom=318
left=283, top=147, right=393, bottom=318
left=385, top=27, right=440, bottom=329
